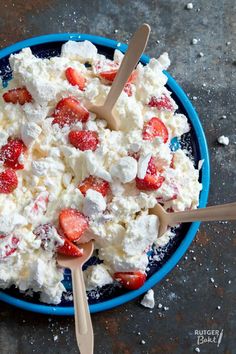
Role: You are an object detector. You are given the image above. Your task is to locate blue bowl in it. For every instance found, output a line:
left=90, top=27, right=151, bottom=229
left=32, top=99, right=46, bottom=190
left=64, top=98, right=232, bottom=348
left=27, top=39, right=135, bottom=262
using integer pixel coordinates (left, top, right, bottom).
left=0, top=33, right=210, bottom=315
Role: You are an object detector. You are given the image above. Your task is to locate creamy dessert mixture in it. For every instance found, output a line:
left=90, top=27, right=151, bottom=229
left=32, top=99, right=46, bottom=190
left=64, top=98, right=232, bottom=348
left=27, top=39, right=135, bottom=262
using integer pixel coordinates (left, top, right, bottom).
left=0, top=40, right=202, bottom=304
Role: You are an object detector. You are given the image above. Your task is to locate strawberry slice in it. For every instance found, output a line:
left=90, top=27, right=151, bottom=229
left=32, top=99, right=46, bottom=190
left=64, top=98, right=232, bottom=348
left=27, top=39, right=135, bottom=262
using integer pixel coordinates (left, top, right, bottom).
left=124, top=83, right=133, bottom=97
left=3, top=87, right=32, bottom=105
left=57, top=237, right=83, bottom=257
left=0, top=234, right=19, bottom=259
left=65, top=67, right=86, bottom=91
left=78, top=176, right=109, bottom=197
left=59, top=208, right=88, bottom=242
left=68, top=130, right=99, bottom=151
left=52, top=97, right=89, bottom=127
left=146, top=156, right=157, bottom=175
left=0, top=138, right=27, bottom=170
left=0, top=169, right=18, bottom=194
left=136, top=173, right=165, bottom=191
left=99, top=69, right=117, bottom=82
left=99, top=69, right=137, bottom=83
left=170, top=155, right=175, bottom=169
left=136, top=155, right=164, bottom=191
left=148, top=95, right=173, bottom=111
left=114, top=271, right=146, bottom=290
left=142, top=117, right=169, bottom=143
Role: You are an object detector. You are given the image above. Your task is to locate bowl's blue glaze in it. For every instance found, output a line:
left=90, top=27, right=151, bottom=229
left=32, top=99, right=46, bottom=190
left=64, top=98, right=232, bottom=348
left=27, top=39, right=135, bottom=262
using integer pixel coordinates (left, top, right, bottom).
left=0, top=33, right=210, bottom=315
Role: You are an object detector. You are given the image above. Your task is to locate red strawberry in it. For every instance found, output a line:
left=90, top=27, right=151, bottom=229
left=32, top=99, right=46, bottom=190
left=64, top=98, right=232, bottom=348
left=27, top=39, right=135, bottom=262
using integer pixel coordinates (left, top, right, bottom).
left=128, top=70, right=138, bottom=83
left=59, top=208, right=88, bottom=242
left=68, top=130, right=99, bottom=151
left=78, top=176, right=109, bottom=197
left=57, top=237, right=83, bottom=257
left=148, top=95, right=173, bottom=111
left=0, top=138, right=27, bottom=170
left=0, top=169, right=18, bottom=194
left=65, top=67, right=86, bottom=91
left=124, top=83, right=133, bottom=97
left=114, top=271, right=146, bottom=290
left=0, top=234, right=19, bottom=259
left=142, top=117, right=169, bottom=143
left=52, top=97, right=89, bottom=127
left=99, top=69, right=137, bottom=83
left=99, top=69, right=117, bottom=82
left=3, top=87, right=32, bottom=105
left=146, top=156, right=157, bottom=175
left=170, top=155, right=175, bottom=169
left=136, top=173, right=165, bottom=191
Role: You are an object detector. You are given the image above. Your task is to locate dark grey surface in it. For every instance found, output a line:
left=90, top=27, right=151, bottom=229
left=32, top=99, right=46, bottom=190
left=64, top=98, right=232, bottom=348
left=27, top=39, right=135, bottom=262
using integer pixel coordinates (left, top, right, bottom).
left=0, top=1, right=235, bottom=353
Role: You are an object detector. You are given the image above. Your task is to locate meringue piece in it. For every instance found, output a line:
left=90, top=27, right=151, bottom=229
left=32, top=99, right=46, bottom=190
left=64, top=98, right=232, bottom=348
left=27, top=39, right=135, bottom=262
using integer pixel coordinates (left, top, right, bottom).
left=85, top=151, right=112, bottom=182
left=110, top=156, right=137, bottom=183
left=21, top=122, right=42, bottom=147
left=61, top=40, right=98, bottom=62
left=83, top=189, right=106, bottom=218
left=122, top=214, right=159, bottom=256
left=137, top=153, right=152, bottom=179
left=84, top=264, right=113, bottom=290
left=141, top=289, right=155, bottom=308
left=218, top=135, right=229, bottom=145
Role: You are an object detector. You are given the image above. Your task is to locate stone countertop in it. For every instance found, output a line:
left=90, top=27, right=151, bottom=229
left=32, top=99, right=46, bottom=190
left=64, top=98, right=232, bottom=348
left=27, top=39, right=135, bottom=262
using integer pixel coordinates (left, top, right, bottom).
left=0, top=1, right=235, bottom=353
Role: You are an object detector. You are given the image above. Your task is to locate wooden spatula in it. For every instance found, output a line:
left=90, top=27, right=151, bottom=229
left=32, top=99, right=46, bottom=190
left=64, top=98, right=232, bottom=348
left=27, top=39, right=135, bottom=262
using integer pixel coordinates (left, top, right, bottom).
left=57, top=241, right=94, bottom=354
left=87, top=23, right=151, bottom=130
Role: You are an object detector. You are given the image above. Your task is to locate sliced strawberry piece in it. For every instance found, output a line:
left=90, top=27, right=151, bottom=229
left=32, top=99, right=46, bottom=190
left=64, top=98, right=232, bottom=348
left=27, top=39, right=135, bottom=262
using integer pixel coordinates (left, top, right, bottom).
left=59, top=208, right=88, bottom=242
left=68, top=130, right=99, bottom=151
left=0, top=234, right=19, bottom=259
left=99, top=69, right=137, bottom=83
left=99, top=69, right=117, bottom=82
left=65, top=67, right=86, bottom=91
left=52, top=97, right=89, bottom=127
left=148, top=95, right=173, bottom=111
left=3, top=87, right=32, bottom=105
left=124, top=83, right=133, bottom=97
left=142, top=117, right=169, bottom=143
left=136, top=173, right=165, bottom=191
left=0, top=169, right=18, bottom=194
left=114, top=271, right=146, bottom=290
left=170, top=155, right=175, bottom=169
left=57, top=237, right=83, bottom=257
left=128, top=70, right=138, bottom=83
left=0, top=138, right=27, bottom=170
left=78, top=176, right=109, bottom=197
left=146, top=156, right=157, bottom=175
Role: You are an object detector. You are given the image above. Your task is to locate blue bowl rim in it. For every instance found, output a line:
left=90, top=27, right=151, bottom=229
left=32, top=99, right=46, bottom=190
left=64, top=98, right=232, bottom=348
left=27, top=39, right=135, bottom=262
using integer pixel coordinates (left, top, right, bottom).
left=0, top=33, right=210, bottom=315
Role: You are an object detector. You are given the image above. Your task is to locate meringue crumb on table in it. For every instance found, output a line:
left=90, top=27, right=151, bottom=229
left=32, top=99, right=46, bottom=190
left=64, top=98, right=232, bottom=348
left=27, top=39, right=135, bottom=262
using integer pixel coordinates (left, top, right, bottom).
left=0, top=40, right=202, bottom=304
left=140, top=289, right=155, bottom=309
left=217, top=135, right=229, bottom=145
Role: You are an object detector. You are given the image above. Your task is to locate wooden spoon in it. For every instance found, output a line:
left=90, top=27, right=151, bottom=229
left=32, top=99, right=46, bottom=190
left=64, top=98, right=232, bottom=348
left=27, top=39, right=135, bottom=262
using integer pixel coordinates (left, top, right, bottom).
left=87, top=23, right=151, bottom=130
left=150, top=202, right=236, bottom=236
left=57, top=241, right=94, bottom=354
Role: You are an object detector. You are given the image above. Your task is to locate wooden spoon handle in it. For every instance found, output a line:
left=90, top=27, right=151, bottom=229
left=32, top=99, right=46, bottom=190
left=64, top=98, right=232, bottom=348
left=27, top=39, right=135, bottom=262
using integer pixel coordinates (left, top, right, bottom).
left=71, top=267, right=94, bottom=354
left=168, top=202, right=236, bottom=225
left=103, top=23, right=151, bottom=112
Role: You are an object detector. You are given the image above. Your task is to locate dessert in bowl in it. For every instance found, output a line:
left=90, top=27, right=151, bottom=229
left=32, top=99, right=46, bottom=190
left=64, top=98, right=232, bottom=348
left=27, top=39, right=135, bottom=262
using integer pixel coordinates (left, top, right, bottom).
left=0, top=35, right=209, bottom=314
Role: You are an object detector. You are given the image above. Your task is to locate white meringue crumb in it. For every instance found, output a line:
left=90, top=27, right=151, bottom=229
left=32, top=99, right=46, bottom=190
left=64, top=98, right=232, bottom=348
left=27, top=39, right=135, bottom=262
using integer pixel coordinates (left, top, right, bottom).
left=217, top=135, right=229, bottom=145
left=137, top=153, right=152, bottom=179
left=192, top=38, right=198, bottom=45
left=82, top=189, right=106, bottom=218
left=140, top=289, right=155, bottom=309
left=186, top=3, right=193, bottom=9
left=110, top=156, right=137, bottom=183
